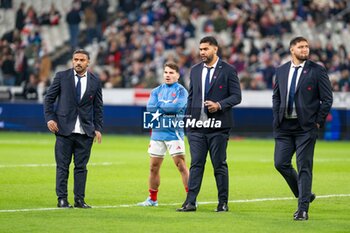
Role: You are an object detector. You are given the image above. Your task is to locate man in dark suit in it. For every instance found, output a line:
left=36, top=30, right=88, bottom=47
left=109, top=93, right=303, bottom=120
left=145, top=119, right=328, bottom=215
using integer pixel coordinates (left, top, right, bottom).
left=177, top=36, right=241, bottom=212
left=273, top=36, right=333, bottom=220
left=44, top=49, right=103, bottom=208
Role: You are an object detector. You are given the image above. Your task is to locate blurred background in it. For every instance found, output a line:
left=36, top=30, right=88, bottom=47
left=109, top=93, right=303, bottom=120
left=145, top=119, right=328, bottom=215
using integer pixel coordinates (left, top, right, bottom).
left=0, top=0, right=349, bottom=139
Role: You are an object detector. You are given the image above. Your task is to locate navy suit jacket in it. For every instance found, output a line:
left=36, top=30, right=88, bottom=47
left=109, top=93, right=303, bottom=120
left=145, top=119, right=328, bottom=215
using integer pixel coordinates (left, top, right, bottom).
left=44, top=68, right=103, bottom=137
left=272, top=60, right=333, bottom=131
left=186, top=59, right=241, bottom=129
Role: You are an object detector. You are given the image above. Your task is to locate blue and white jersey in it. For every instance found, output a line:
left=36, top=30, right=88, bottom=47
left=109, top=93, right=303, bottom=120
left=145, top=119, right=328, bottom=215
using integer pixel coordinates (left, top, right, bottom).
left=147, top=82, right=188, bottom=141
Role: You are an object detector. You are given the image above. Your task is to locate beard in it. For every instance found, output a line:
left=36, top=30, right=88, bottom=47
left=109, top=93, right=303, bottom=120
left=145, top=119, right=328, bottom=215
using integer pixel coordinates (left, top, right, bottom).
left=295, top=53, right=309, bottom=61
left=201, top=54, right=214, bottom=64
left=74, top=65, right=83, bottom=72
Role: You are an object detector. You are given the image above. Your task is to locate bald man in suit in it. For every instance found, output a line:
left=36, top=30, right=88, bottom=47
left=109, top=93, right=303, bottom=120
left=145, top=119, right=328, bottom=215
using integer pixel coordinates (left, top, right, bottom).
left=273, top=37, right=333, bottom=220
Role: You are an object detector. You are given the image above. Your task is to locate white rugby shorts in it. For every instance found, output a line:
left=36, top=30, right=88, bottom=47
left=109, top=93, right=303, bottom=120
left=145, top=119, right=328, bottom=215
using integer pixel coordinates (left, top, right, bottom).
left=148, top=140, right=185, bottom=157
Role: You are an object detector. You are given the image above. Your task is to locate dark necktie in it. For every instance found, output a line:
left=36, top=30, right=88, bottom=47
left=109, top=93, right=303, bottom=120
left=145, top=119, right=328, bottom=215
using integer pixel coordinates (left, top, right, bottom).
left=76, top=74, right=82, bottom=103
left=287, top=66, right=301, bottom=116
left=204, top=66, right=213, bottom=100
left=204, top=66, right=213, bottom=114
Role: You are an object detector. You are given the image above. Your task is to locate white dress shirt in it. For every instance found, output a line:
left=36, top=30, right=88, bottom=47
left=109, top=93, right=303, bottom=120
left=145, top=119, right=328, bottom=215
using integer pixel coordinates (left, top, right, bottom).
left=285, top=61, right=305, bottom=118
left=200, top=58, right=219, bottom=121
left=73, top=70, right=87, bottom=134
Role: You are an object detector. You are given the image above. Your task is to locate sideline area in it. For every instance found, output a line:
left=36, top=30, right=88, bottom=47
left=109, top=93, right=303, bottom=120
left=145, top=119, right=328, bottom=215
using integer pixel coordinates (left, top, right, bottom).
left=1, top=194, right=349, bottom=213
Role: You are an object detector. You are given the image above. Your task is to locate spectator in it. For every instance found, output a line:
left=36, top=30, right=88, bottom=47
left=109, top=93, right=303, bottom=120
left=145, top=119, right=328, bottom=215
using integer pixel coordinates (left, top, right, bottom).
left=39, top=3, right=61, bottom=26
left=39, top=50, right=52, bottom=82
left=261, top=56, right=275, bottom=89
left=21, top=5, right=38, bottom=37
left=23, top=72, right=38, bottom=100
left=98, top=68, right=111, bottom=88
left=25, top=5, right=39, bottom=26
left=15, top=2, right=26, bottom=31
left=93, top=0, right=109, bottom=42
left=1, top=29, right=21, bottom=45
left=109, top=67, right=123, bottom=87
left=37, top=50, right=52, bottom=102
left=66, top=2, right=81, bottom=50
left=338, top=68, right=350, bottom=92
left=84, top=5, right=97, bottom=44
left=1, top=52, right=17, bottom=86
left=14, top=43, right=28, bottom=86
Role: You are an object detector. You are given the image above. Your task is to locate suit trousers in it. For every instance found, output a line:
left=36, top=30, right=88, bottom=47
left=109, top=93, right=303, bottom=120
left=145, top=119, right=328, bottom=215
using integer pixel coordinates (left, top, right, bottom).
left=55, top=133, right=93, bottom=200
left=186, top=128, right=230, bottom=205
left=274, top=118, right=317, bottom=211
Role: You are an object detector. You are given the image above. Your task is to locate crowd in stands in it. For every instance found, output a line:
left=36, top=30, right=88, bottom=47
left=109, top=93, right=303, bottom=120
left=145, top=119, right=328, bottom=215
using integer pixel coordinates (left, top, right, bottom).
left=0, top=1, right=57, bottom=100
left=0, top=0, right=350, bottom=102
left=92, top=0, right=350, bottom=92
left=0, top=0, right=109, bottom=100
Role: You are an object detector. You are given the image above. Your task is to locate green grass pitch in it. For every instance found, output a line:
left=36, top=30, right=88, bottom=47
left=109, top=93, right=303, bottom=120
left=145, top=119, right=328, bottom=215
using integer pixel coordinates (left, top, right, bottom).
left=0, top=132, right=349, bottom=233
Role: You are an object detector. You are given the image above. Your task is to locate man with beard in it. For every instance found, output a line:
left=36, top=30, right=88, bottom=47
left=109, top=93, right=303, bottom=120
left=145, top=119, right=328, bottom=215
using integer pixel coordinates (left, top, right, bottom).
left=176, top=36, right=241, bottom=212
left=273, top=37, right=333, bottom=220
left=44, top=49, right=103, bottom=208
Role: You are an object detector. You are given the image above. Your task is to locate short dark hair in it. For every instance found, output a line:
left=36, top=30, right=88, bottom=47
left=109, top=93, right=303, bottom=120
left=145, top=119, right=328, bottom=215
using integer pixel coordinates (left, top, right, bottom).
left=200, top=36, right=218, bottom=47
left=289, top=36, right=308, bottom=48
left=164, top=62, right=179, bottom=73
left=73, top=49, right=90, bottom=59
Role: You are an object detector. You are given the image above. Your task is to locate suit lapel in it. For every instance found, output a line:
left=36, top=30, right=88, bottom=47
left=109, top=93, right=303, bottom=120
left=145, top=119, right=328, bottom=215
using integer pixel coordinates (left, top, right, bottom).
left=208, top=59, right=223, bottom=93
left=197, top=64, right=203, bottom=88
left=280, top=62, right=291, bottom=102
left=295, top=60, right=310, bottom=93
left=69, top=69, right=79, bottom=104
left=196, top=64, right=204, bottom=99
left=194, top=60, right=222, bottom=101
left=80, top=72, right=90, bottom=103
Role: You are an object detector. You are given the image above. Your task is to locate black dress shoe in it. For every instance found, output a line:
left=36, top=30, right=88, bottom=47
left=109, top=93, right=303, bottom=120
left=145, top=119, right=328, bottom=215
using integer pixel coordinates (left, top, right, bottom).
left=294, top=210, right=308, bottom=220
left=176, top=203, right=196, bottom=212
left=74, top=199, right=92, bottom=208
left=57, top=199, right=73, bottom=208
left=294, top=193, right=316, bottom=217
left=310, top=193, right=316, bottom=203
left=215, top=203, right=229, bottom=212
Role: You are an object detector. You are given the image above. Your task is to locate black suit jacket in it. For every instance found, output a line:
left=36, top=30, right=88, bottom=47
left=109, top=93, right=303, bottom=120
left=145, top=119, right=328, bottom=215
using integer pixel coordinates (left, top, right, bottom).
left=186, top=59, right=241, bottom=129
left=272, top=60, right=333, bottom=131
left=44, top=68, right=103, bottom=137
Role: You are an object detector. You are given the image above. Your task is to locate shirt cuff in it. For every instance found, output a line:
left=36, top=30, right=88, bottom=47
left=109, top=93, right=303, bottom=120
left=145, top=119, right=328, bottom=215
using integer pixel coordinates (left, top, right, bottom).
left=216, top=102, right=222, bottom=110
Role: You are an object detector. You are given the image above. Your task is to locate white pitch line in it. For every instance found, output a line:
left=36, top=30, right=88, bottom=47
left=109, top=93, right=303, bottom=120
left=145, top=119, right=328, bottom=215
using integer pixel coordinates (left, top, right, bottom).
left=258, top=159, right=350, bottom=163
left=1, top=194, right=349, bottom=213
left=0, top=162, right=122, bottom=168
left=0, top=140, right=53, bottom=145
